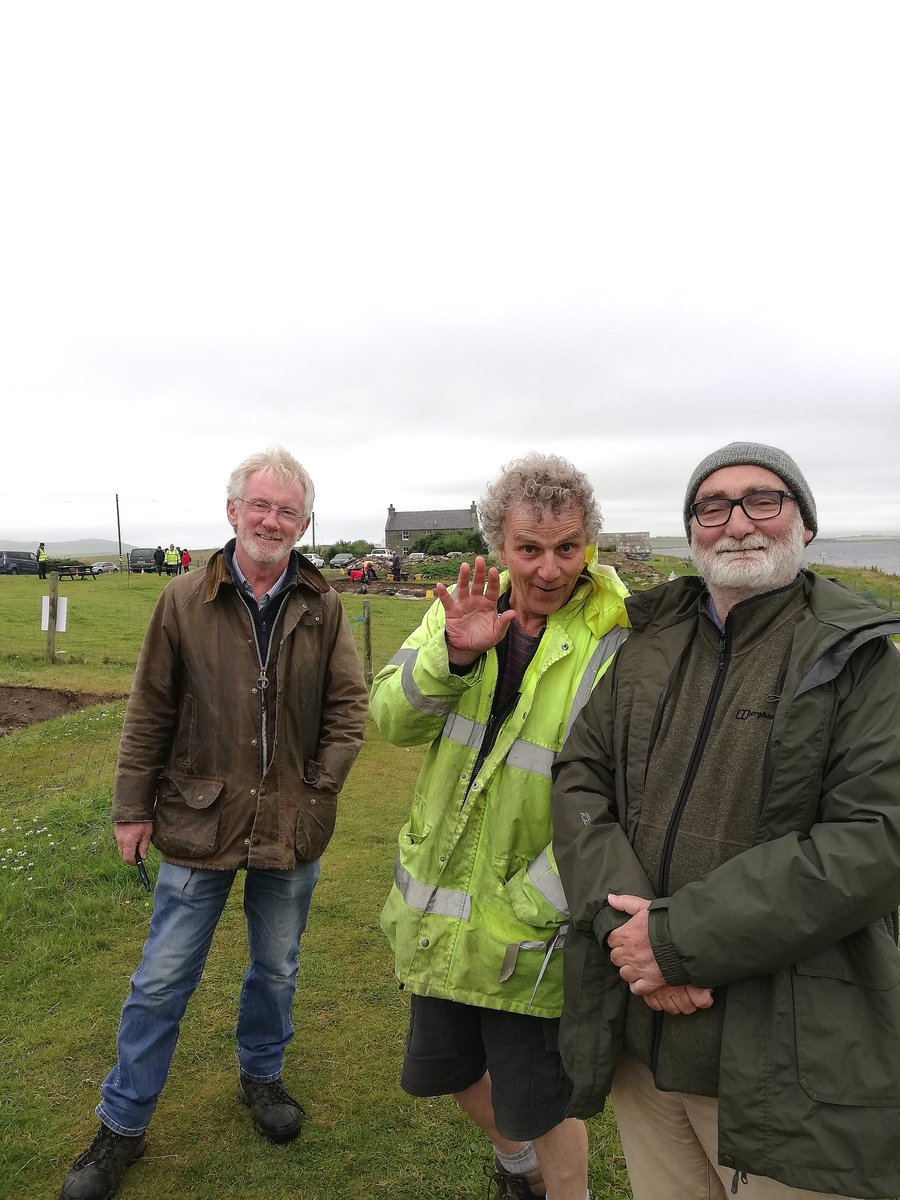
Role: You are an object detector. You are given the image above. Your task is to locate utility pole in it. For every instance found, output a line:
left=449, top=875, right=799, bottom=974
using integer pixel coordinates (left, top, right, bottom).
left=115, top=493, right=123, bottom=570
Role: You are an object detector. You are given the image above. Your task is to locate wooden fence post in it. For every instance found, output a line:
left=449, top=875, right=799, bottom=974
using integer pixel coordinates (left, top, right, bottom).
left=363, top=599, right=373, bottom=686
left=46, top=572, right=59, bottom=663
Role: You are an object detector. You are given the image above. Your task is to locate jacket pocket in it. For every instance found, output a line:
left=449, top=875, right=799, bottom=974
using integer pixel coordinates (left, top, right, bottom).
left=152, top=773, right=224, bottom=858
left=295, top=786, right=338, bottom=860
left=793, top=920, right=900, bottom=1105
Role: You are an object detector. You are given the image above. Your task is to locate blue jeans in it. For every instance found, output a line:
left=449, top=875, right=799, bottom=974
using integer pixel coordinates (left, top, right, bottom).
left=97, top=859, right=321, bottom=1135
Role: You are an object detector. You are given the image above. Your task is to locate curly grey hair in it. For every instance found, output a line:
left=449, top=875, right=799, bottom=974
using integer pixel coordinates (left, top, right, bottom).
left=226, top=446, right=315, bottom=519
left=479, top=452, right=602, bottom=554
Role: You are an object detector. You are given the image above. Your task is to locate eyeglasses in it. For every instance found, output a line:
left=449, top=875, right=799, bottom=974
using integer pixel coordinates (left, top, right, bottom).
left=690, top=489, right=796, bottom=528
left=236, top=498, right=303, bottom=524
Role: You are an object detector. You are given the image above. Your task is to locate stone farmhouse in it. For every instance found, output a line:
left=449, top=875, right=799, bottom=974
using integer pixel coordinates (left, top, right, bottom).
left=384, top=503, right=479, bottom=552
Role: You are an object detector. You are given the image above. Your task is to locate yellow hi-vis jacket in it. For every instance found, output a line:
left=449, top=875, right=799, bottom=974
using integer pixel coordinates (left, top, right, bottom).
left=372, top=562, right=630, bottom=1017
left=164, top=547, right=179, bottom=567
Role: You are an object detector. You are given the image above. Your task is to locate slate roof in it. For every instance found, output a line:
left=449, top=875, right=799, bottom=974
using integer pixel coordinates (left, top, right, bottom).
left=386, top=508, right=477, bottom=531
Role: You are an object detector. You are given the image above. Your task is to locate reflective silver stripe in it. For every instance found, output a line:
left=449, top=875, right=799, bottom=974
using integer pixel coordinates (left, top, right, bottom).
left=564, top=626, right=630, bottom=741
left=443, top=710, right=486, bottom=748
left=526, top=849, right=569, bottom=915
left=394, top=647, right=457, bottom=717
left=504, top=738, right=556, bottom=777
left=388, top=646, right=417, bottom=669
left=498, top=924, right=568, bottom=992
left=394, top=859, right=472, bottom=920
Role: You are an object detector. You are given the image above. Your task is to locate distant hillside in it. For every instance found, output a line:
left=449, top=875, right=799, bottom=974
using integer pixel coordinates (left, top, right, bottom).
left=0, top=537, right=132, bottom=556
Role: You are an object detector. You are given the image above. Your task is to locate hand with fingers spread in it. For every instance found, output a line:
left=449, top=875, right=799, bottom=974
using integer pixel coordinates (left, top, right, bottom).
left=435, top=556, right=517, bottom=667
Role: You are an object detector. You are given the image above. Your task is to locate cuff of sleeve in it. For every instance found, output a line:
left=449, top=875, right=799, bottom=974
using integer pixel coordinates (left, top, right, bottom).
left=648, top=902, right=690, bottom=985
left=592, top=906, right=632, bottom=947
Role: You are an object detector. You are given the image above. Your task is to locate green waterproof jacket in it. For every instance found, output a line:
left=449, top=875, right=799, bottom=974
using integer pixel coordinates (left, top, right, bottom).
left=552, top=571, right=900, bottom=1198
left=372, top=563, right=630, bottom=1018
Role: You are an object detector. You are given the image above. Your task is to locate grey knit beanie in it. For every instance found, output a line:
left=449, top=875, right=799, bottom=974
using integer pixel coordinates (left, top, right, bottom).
left=683, top=442, right=818, bottom=541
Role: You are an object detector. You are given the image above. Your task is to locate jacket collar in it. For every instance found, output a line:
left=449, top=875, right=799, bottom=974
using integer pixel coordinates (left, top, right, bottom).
left=496, top=560, right=630, bottom=638
left=203, top=539, right=330, bottom=603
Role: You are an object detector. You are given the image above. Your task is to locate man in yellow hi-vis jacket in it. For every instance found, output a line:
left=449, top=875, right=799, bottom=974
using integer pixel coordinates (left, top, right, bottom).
left=371, top=453, right=629, bottom=1200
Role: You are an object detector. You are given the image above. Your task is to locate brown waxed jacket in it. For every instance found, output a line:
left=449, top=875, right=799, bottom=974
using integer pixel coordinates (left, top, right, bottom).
left=113, top=545, right=368, bottom=870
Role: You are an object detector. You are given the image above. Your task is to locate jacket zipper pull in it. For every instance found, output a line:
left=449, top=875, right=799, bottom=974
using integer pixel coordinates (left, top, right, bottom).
left=730, top=1168, right=748, bottom=1193
left=257, top=670, right=269, bottom=690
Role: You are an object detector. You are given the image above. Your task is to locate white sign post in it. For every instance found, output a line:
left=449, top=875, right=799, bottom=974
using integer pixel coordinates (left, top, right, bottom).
left=41, top=575, right=68, bottom=661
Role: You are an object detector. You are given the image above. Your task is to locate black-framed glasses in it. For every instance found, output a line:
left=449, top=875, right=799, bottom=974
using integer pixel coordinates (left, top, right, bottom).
left=690, top=489, right=796, bottom=528
left=236, top=497, right=303, bottom=525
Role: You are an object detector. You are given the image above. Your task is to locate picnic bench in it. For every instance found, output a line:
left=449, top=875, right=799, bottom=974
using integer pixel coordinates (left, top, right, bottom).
left=56, top=564, right=96, bottom=581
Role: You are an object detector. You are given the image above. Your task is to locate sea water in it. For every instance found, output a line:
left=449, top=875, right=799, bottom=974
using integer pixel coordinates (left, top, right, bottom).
left=657, top=538, right=900, bottom=575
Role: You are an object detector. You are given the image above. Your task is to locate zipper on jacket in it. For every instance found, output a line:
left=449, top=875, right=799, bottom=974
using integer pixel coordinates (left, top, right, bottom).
left=656, top=626, right=731, bottom=896
left=731, top=1168, right=748, bottom=1193
left=235, top=589, right=289, bottom=775
left=651, top=624, right=731, bottom=1072
left=461, top=690, right=520, bottom=809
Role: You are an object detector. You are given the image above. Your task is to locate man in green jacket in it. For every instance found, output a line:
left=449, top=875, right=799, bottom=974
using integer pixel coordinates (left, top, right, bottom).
left=372, top=453, right=630, bottom=1200
left=552, top=442, right=900, bottom=1200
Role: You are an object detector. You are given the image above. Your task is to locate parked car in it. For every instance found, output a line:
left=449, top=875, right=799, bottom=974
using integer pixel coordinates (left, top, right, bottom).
left=304, top=552, right=325, bottom=568
left=0, top=550, right=40, bottom=575
left=129, top=548, right=158, bottom=573
left=368, top=546, right=392, bottom=561
left=405, top=552, right=426, bottom=563
left=91, top=561, right=120, bottom=574
left=329, top=552, right=356, bottom=570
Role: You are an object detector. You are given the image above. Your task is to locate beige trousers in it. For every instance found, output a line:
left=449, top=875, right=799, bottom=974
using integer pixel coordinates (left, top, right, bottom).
left=610, top=1054, right=859, bottom=1200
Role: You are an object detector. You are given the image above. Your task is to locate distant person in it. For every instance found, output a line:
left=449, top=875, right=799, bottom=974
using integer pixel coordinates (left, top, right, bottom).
left=37, top=542, right=47, bottom=579
left=175, top=546, right=183, bottom=575
left=60, top=446, right=368, bottom=1200
left=152, top=546, right=165, bottom=576
left=372, top=453, right=630, bottom=1200
left=552, top=442, right=900, bottom=1200
left=164, top=544, right=179, bottom=575
left=181, top=548, right=191, bottom=573
left=363, top=558, right=377, bottom=582
left=390, top=551, right=402, bottom=581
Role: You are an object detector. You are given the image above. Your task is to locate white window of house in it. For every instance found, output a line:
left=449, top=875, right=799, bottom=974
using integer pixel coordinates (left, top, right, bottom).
left=401, top=531, right=409, bottom=541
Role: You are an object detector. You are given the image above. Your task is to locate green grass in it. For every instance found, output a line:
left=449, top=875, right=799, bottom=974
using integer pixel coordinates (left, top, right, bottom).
left=0, top=584, right=629, bottom=1200
left=7, top=557, right=893, bottom=1197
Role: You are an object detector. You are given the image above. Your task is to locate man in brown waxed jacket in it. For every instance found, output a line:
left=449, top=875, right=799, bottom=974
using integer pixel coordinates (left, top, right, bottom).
left=61, top=446, right=368, bottom=1200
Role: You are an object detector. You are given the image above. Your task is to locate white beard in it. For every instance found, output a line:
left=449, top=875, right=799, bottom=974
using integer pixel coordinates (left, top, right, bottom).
left=235, top=523, right=290, bottom=566
left=691, top=516, right=807, bottom=594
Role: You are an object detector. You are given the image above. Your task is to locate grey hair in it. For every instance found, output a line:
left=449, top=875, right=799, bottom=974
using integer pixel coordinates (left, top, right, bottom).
left=479, top=453, right=602, bottom=554
left=226, top=446, right=315, bottom=518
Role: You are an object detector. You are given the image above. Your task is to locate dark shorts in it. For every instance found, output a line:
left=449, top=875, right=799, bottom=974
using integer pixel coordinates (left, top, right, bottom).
left=400, top=994, right=573, bottom=1142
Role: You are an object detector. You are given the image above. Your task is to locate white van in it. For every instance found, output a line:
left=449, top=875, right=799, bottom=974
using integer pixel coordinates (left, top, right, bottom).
left=368, top=546, right=392, bottom=561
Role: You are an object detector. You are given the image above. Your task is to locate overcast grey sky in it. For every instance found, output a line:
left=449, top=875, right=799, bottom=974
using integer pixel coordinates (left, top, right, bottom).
left=2, top=1, right=898, bottom=549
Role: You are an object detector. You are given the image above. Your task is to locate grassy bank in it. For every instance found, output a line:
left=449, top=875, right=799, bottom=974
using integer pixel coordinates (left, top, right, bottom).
left=0, top=580, right=628, bottom=1200
left=3, top=560, right=896, bottom=1198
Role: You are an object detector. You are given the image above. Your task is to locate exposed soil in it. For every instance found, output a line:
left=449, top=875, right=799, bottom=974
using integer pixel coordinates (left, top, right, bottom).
left=0, top=685, right=121, bottom=737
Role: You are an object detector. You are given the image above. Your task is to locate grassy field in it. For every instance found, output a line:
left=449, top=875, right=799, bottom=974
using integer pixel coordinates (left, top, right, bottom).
left=0, top=575, right=630, bottom=1200
left=3, top=558, right=896, bottom=1198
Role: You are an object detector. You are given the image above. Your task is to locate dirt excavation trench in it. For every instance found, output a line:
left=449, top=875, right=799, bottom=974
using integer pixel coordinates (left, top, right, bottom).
left=0, top=685, right=120, bottom=736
